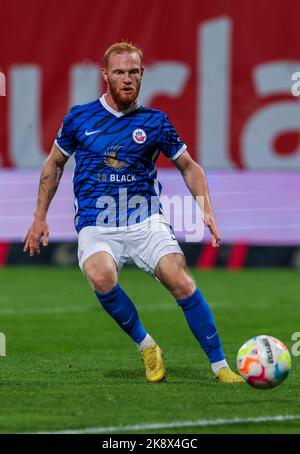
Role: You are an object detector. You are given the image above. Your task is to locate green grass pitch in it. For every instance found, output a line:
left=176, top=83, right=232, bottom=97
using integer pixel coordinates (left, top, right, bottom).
left=0, top=267, right=299, bottom=434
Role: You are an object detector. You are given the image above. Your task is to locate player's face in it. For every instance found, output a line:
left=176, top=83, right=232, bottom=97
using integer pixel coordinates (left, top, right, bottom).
left=104, top=52, right=144, bottom=109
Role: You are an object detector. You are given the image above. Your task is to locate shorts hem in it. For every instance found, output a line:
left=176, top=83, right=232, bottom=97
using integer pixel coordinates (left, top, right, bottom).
left=151, top=247, right=184, bottom=277
left=79, top=249, right=119, bottom=273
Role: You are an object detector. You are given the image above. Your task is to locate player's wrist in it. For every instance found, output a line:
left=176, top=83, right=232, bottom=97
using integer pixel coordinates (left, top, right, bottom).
left=204, top=209, right=215, bottom=220
left=33, top=211, right=47, bottom=222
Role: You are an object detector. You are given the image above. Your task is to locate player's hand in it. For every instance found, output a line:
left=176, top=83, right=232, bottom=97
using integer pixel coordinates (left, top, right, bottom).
left=204, top=212, right=221, bottom=248
left=23, top=219, right=49, bottom=256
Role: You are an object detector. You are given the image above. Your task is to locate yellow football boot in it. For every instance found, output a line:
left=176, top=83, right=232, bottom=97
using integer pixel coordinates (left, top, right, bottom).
left=216, top=367, right=245, bottom=383
left=141, top=344, right=166, bottom=383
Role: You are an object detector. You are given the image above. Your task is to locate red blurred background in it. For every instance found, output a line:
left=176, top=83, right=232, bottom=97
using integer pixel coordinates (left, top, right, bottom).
left=1, top=0, right=300, bottom=169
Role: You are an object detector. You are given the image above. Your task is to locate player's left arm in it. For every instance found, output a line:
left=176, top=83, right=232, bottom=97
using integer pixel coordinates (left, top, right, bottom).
left=173, top=149, right=221, bottom=247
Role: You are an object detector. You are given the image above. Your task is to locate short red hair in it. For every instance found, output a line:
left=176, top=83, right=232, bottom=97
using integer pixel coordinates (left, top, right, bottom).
left=103, top=41, right=143, bottom=67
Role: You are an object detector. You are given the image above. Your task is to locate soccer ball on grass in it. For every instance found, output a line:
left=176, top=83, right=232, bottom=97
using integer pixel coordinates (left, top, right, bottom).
left=236, top=335, right=291, bottom=389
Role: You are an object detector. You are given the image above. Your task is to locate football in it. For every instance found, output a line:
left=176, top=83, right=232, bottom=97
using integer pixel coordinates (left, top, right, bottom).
left=237, top=335, right=292, bottom=389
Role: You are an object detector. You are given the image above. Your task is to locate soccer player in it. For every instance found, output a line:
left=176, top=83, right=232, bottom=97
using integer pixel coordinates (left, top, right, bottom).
left=23, top=42, right=244, bottom=384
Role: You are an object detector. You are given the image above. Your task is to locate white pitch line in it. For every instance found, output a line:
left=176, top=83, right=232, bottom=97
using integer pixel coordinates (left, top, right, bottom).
left=0, top=300, right=275, bottom=316
left=0, top=304, right=177, bottom=316
left=33, top=414, right=300, bottom=434
left=0, top=306, right=88, bottom=315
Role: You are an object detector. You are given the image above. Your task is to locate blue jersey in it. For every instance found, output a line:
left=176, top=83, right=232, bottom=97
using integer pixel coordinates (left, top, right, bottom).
left=55, top=95, right=186, bottom=232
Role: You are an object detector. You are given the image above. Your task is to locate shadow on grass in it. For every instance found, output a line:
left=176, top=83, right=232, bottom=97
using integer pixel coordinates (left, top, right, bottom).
left=103, top=367, right=205, bottom=382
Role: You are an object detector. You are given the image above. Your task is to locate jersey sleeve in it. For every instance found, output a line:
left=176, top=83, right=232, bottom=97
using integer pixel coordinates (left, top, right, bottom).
left=159, top=113, right=187, bottom=160
left=54, top=106, right=78, bottom=157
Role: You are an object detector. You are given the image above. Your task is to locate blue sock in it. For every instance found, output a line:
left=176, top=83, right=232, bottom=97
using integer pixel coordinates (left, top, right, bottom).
left=95, top=284, right=147, bottom=343
left=177, top=288, right=225, bottom=363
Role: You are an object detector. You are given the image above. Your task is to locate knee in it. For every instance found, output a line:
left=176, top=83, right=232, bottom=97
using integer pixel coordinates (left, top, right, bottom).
left=84, top=266, right=117, bottom=293
left=162, top=271, right=196, bottom=300
left=173, top=276, right=196, bottom=300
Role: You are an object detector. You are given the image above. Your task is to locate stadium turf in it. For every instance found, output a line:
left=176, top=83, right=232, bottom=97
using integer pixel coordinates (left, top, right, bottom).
left=0, top=267, right=299, bottom=434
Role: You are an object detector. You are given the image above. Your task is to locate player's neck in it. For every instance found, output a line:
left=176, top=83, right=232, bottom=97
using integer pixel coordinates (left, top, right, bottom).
left=104, top=93, right=137, bottom=113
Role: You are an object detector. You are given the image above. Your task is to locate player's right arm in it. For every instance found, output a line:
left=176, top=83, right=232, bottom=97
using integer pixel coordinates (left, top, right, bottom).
left=23, top=144, right=68, bottom=256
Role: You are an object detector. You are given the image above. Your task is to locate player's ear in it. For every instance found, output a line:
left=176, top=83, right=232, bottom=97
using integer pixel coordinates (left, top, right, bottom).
left=102, top=67, right=108, bottom=83
left=141, top=66, right=144, bottom=78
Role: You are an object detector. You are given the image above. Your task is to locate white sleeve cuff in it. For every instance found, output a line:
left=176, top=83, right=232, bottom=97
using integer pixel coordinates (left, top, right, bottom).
left=54, top=140, right=72, bottom=157
left=169, top=144, right=187, bottom=161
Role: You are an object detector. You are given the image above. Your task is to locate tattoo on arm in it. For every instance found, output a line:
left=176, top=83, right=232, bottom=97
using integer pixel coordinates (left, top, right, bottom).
left=46, top=166, right=63, bottom=207
left=37, top=165, right=63, bottom=211
left=39, top=174, right=50, bottom=193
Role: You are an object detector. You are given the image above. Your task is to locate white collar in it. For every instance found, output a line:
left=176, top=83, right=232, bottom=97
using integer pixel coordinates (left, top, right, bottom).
left=99, top=94, right=140, bottom=117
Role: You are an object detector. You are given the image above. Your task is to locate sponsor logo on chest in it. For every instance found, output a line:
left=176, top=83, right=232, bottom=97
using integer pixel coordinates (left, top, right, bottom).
left=97, top=173, right=136, bottom=182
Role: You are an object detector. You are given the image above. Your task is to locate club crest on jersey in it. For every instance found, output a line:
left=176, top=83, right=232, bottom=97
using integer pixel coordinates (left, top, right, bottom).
left=132, top=128, right=147, bottom=144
